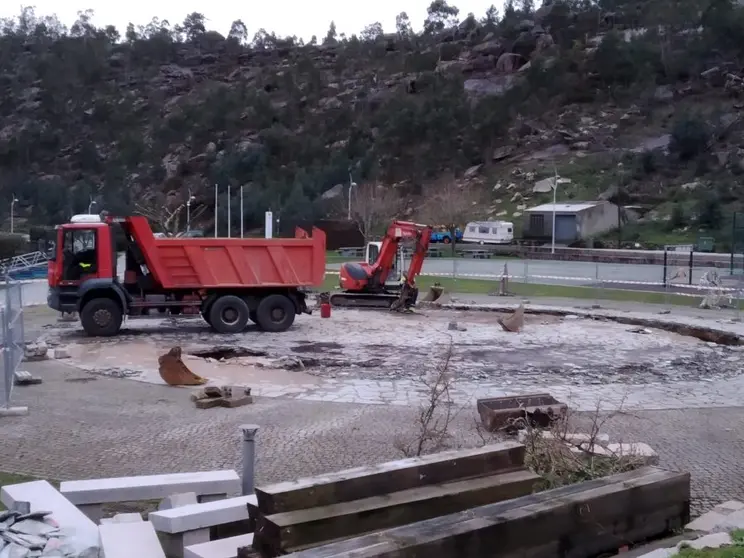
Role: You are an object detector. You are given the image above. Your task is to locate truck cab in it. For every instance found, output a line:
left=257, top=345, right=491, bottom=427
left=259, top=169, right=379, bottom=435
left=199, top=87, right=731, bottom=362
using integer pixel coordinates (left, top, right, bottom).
left=47, top=215, right=117, bottom=315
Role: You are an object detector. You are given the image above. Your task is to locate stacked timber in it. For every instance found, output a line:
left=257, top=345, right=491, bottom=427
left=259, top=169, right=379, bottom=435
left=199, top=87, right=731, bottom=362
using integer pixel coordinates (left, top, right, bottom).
left=285, top=466, right=691, bottom=558
left=239, top=442, right=539, bottom=557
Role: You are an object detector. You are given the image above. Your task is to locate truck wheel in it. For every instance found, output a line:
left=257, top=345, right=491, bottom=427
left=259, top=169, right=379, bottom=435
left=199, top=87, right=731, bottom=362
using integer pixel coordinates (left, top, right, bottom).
left=443, top=237, right=451, bottom=244
left=209, top=295, right=250, bottom=334
left=255, top=294, right=295, bottom=332
left=80, top=298, right=123, bottom=337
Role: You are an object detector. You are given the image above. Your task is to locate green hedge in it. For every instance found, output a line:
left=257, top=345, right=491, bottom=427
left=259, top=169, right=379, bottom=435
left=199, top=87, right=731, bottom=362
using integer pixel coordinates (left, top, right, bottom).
left=0, top=234, right=30, bottom=260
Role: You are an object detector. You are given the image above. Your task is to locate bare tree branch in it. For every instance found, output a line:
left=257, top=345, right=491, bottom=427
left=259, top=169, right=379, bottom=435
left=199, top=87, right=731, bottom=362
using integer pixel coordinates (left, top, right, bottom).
left=350, top=182, right=402, bottom=242
left=417, top=176, right=484, bottom=249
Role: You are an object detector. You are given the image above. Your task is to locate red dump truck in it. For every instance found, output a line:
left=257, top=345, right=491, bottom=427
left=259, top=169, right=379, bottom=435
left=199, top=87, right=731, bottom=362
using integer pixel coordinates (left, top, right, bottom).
left=47, top=214, right=326, bottom=336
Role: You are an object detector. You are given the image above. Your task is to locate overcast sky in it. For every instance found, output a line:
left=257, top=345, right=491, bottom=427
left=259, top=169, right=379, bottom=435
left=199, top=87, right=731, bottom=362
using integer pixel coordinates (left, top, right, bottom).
left=0, top=1, right=502, bottom=41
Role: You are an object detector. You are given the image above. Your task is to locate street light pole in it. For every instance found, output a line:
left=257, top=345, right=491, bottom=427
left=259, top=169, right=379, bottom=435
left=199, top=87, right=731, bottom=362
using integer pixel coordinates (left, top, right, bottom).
left=10, top=194, right=18, bottom=234
left=88, top=197, right=96, bottom=214
left=186, top=190, right=195, bottom=232
left=347, top=171, right=357, bottom=220
left=551, top=164, right=560, bottom=255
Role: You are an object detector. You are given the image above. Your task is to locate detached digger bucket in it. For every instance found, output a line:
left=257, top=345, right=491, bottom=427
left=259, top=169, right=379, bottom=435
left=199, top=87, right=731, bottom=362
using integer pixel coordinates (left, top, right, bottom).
left=159, top=347, right=208, bottom=386
left=421, top=283, right=449, bottom=304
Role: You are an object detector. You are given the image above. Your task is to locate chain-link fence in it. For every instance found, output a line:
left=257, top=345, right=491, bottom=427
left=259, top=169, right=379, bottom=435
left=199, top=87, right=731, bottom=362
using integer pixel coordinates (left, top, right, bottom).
left=1, top=278, right=25, bottom=408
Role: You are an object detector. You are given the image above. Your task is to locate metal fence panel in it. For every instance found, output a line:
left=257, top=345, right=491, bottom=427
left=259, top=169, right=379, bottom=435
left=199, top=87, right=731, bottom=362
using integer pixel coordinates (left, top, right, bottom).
left=1, top=279, right=24, bottom=408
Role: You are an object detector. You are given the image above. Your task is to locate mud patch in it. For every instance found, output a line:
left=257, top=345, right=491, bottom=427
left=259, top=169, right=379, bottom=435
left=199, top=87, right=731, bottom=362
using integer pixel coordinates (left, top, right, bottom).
left=291, top=341, right=344, bottom=353
left=189, top=346, right=268, bottom=359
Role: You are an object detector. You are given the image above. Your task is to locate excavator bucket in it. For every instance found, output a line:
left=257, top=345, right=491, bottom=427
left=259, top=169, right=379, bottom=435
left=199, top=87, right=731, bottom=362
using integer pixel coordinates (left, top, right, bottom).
left=421, top=283, right=449, bottom=303
left=158, top=347, right=208, bottom=386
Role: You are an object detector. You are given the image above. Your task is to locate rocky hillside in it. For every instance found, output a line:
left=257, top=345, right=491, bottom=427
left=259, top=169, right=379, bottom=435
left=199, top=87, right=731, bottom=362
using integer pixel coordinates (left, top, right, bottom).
left=1, top=0, right=744, bottom=246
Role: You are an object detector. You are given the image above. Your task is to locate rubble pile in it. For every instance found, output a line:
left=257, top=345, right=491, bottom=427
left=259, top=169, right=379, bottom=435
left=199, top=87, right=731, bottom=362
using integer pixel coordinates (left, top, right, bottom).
left=0, top=509, right=90, bottom=557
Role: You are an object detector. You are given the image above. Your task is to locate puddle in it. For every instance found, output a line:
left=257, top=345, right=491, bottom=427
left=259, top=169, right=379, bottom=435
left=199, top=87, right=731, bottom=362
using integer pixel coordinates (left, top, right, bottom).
left=189, top=346, right=268, bottom=359
left=291, top=342, right=344, bottom=353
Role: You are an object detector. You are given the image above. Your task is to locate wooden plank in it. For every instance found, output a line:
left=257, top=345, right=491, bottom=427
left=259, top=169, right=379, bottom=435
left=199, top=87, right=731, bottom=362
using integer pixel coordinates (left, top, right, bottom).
left=255, top=442, right=525, bottom=514
left=256, top=469, right=539, bottom=555
left=285, top=467, right=690, bottom=558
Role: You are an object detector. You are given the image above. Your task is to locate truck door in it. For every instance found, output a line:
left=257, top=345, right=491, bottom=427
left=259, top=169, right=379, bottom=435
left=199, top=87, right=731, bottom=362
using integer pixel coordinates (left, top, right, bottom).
left=61, top=228, right=99, bottom=282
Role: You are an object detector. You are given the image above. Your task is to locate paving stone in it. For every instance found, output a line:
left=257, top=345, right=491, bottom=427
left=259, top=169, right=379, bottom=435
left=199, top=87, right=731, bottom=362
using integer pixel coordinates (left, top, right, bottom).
left=684, top=532, right=733, bottom=549
left=687, top=500, right=744, bottom=532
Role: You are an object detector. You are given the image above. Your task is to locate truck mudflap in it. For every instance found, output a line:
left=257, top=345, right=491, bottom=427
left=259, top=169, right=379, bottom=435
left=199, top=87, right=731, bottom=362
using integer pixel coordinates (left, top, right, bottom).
left=296, top=291, right=311, bottom=315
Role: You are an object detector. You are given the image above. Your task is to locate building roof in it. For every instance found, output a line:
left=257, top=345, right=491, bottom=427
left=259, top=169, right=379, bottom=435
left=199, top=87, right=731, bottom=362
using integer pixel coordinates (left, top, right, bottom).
left=524, top=201, right=605, bottom=213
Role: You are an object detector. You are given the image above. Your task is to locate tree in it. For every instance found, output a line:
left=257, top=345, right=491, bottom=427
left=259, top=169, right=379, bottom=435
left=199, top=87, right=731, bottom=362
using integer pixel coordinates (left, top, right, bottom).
left=424, top=0, right=460, bottom=34
left=324, top=21, right=338, bottom=45
left=181, top=12, right=206, bottom=42
left=396, top=12, right=413, bottom=37
left=350, top=183, right=401, bottom=241
left=70, top=9, right=96, bottom=38
left=360, top=22, right=383, bottom=42
left=483, top=4, right=500, bottom=25
left=418, top=178, right=482, bottom=254
left=228, top=19, right=248, bottom=43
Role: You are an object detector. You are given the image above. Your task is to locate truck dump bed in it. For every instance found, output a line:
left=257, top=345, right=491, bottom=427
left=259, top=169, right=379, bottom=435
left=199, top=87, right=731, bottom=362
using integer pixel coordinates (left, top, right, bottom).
left=124, top=217, right=326, bottom=290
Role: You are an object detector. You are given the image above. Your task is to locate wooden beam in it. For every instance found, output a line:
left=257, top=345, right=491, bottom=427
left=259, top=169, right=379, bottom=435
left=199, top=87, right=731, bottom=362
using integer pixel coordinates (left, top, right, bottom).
left=286, top=467, right=690, bottom=558
left=256, top=469, right=539, bottom=555
left=254, top=442, right=526, bottom=515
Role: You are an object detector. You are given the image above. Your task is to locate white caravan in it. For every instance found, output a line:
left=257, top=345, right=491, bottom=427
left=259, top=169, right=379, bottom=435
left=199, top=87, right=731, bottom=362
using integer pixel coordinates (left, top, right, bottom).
left=462, top=221, right=514, bottom=244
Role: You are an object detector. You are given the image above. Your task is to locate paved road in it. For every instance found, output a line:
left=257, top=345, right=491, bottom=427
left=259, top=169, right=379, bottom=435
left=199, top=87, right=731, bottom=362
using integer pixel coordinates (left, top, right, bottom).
left=0, top=360, right=738, bottom=517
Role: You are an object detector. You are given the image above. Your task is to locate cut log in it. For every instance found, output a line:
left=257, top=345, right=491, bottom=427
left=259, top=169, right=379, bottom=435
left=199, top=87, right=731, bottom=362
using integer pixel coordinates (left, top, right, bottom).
left=285, top=467, right=690, bottom=558
left=254, top=442, right=525, bottom=515
left=256, top=469, right=539, bottom=555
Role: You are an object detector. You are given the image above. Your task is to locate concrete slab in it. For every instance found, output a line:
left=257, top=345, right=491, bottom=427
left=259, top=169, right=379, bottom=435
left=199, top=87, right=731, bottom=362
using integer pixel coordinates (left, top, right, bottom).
left=60, top=470, right=240, bottom=505
left=686, top=500, right=744, bottom=532
left=99, top=520, right=166, bottom=558
left=149, top=495, right=257, bottom=534
left=184, top=534, right=254, bottom=558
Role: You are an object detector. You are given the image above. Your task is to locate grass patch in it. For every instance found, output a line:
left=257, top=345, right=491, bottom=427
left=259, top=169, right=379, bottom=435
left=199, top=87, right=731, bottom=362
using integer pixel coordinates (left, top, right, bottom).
left=676, top=531, right=744, bottom=556
left=319, top=273, right=732, bottom=308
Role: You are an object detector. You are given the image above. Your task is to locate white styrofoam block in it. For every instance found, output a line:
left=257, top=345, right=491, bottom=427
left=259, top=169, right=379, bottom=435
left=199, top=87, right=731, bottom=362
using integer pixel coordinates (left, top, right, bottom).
left=159, top=492, right=199, bottom=511
left=184, top=534, right=254, bottom=558
left=99, top=520, right=166, bottom=558
left=0, top=480, right=99, bottom=554
left=60, top=470, right=240, bottom=505
left=149, top=495, right=257, bottom=534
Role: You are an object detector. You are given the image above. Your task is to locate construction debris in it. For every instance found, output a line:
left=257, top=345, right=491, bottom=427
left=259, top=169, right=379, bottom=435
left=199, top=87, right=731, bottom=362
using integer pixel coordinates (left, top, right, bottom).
left=14, top=370, right=42, bottom=386
left=23, top=342, right=48, bottom=362
left=498, top=304, right=525, bottom=332
left=191, top=385, right=253, bottom=409
left=158, top=347, right=207, bottom=386
left=0, top=507, right=86, bottom=557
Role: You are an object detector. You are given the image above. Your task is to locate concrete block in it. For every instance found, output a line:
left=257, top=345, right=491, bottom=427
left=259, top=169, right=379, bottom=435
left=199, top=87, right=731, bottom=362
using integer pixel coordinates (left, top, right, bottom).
left=0, top=406, right=29, bottom=416
left=60, top=470, right=240, bottom=505
left=0, top=480, right=99, bottom=555
left=149, top=495, right=257, bottom=534
left=159, top=492, right=199, bottom=511
left=184, top=534, right=254, bottom=558
left=51, top=346, right=71, bottom=359
left=99, top=520, right=166, bottom=558
left=686, top=511, right=728, bottom=533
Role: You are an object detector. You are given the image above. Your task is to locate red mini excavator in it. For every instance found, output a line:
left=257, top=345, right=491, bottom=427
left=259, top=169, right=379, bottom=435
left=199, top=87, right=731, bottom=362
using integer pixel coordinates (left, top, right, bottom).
left=328, top=220, right=433, bottom=310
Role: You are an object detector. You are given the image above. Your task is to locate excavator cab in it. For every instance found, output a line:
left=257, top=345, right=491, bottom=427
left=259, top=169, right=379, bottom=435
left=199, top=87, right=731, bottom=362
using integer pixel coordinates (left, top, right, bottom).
left=365, top=242, right=405, bottom=289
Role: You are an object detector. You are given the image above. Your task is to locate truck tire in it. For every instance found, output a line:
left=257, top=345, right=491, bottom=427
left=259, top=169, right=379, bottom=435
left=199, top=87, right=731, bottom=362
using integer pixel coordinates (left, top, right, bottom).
left=80, top=298, right=123, bottom=337
left=255, top=294, right=295, bottom=332
left=209, top=295, right=250, bottom=334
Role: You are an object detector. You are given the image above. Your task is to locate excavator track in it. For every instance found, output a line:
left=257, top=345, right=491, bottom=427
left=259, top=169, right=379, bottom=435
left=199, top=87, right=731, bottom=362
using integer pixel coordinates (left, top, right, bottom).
left=327, top=292, right=401, bottom=309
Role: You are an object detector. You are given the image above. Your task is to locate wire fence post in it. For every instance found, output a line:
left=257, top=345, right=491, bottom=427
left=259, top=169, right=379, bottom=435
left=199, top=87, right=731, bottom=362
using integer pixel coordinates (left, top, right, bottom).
left=524, top=258, right=530, bottom=286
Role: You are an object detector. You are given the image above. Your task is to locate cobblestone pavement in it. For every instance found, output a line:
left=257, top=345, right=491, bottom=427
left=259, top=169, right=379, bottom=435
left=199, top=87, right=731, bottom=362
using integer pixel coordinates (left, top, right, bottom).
left=1, top=360, right=741, bottom=517
left=34, top=301, right=744, bottom=412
